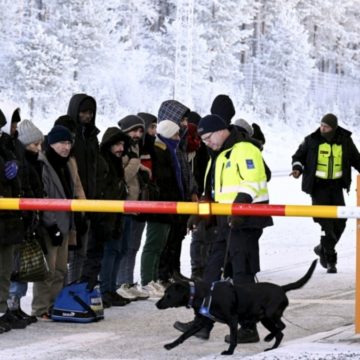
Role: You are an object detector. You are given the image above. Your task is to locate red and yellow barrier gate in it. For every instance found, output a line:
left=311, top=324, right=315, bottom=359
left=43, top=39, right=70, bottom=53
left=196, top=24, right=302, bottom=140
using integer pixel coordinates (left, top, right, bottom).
left=1, top=197, right=360, bottom=218
left=0, top=195, right=360, bottom=332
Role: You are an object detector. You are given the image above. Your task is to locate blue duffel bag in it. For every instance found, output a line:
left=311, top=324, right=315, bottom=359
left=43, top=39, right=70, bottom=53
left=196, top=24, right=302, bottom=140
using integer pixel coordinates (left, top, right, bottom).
left=51, top=282, right=104, bottom=323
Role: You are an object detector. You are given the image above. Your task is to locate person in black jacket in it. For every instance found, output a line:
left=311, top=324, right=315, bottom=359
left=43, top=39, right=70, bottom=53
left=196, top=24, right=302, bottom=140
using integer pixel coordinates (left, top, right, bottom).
left=0, top=108, right=29, bottom=331
left=8, top=119, right=44, bottom=325
left=291, top=113, right=360, bottom=273
left=67, top=94, right=101, bottom=288
left=98, top=127, right=132, bottom=307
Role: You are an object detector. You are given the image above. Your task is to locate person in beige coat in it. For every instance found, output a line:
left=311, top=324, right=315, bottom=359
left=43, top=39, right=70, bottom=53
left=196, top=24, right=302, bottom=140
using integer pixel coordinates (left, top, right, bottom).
left=31, top=125, right=83, bottom=320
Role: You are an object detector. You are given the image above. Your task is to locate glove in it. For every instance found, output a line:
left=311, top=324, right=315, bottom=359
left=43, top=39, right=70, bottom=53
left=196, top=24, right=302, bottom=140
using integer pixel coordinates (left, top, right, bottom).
left=46, top=224, right=63, bottom=246
left=228, top=216, right=245, bottom=229
left=187, top=215, right=202, bottom=231
left=4, top=161, right=18, bottom=180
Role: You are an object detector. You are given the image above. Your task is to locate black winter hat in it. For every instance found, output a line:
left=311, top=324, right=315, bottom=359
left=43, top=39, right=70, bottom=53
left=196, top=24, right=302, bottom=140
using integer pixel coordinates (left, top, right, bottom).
left=321, top=113, right=338, bottom=129
left=55, top=115, right=76, bottom=134
left=79, top=98, right=96, bottom=113
left=118, top=115, right=145, bottom=133
left=47, top=125, right=73, bottom=145
left=100, top=127, right=129, bottom=150
left=137, top=112, right=157, bottom=130
left=12, top=108, right=21, bottom=124
left=210, top=95, right=235, bottom=125
left=188, top=111, right=201, bottom=126
left=197, top=114, right=227, bottom=137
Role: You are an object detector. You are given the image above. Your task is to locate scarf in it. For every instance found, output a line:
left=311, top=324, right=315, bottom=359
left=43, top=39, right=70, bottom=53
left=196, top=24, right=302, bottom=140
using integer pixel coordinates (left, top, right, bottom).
left=158, top=134, right=184, bottom=199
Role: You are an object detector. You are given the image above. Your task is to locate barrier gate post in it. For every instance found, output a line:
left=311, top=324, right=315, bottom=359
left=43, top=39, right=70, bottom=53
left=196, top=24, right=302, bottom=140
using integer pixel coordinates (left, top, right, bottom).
left=356, top=175, right=360, bottom=333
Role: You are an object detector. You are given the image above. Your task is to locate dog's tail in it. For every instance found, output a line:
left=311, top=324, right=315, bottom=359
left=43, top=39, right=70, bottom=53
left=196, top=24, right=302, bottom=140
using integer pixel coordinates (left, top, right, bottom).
left=281, top=259, right=317, bottom=293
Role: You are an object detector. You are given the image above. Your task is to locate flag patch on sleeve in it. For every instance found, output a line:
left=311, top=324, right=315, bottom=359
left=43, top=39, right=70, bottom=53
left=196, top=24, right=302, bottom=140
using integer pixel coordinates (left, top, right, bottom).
left=246, top=159, right=255, bottom=169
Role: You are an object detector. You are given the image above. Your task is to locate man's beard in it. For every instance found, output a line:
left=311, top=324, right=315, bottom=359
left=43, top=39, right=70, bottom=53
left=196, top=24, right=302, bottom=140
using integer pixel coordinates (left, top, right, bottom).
left=130, top=137, right=140, bottom=145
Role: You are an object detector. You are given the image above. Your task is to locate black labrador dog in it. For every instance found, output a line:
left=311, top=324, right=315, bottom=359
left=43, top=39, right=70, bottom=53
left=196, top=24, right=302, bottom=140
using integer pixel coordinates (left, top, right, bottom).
left=156, top=259, right=317, bottom=355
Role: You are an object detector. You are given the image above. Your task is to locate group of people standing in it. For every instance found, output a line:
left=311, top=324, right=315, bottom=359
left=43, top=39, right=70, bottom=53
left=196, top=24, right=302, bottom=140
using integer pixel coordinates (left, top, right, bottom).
left=0, top=93, right=359, bottom=345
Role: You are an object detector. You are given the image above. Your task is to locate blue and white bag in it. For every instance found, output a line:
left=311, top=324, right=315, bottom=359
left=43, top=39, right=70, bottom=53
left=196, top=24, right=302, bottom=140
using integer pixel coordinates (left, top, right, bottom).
left=51, top=282, right=104, bottom=323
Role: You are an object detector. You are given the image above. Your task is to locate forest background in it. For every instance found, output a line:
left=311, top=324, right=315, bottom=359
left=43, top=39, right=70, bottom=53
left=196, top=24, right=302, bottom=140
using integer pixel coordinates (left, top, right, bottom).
left=0, top=0, right=359, bottom=135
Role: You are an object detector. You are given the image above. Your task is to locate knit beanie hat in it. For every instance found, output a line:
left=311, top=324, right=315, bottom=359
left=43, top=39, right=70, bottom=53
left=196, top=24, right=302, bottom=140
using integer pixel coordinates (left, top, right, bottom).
left=17, top=119, right=44, bottom=146
left=137, top=112, right=157, bottom=130
left=188, top=111, right=201, bottom=126
left=210, top=95, right=235, bottom=125
left=47, top=125, right=73, bottom=145
left=157, top=120, right=180, bottom=139
left=197, top=114, right=227, bottom=137
left=55, top=115, right=76, bottom=134
left=321, top=113, right=338, bottom=129
left=234, top=118, right=254, bottom=137
left=118, top=115, right=145, bottom=133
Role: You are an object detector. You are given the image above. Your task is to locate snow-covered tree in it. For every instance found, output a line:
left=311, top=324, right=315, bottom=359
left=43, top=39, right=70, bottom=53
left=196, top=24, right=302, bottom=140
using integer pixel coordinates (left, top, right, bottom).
left=253, top=1, right=314, bottom=124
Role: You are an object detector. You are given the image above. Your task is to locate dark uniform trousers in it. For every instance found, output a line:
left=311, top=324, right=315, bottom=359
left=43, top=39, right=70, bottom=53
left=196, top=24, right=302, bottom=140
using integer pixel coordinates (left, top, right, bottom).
left=312, top=180, right=347, bottom=255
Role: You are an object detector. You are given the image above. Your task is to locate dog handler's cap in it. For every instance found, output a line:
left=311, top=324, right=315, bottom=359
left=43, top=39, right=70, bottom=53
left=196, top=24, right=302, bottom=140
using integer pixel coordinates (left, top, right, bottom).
left=197, top=114, right=227, bottom=137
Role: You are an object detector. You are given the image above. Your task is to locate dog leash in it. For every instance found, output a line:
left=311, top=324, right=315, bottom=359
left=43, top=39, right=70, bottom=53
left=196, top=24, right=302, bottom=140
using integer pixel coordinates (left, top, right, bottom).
left=220, top=226, right=232, bottom=280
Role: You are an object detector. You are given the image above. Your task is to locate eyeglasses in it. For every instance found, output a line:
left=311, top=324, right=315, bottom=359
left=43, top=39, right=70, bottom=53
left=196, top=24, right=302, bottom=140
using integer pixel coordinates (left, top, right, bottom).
left=201, top=133, right=213, bottom=143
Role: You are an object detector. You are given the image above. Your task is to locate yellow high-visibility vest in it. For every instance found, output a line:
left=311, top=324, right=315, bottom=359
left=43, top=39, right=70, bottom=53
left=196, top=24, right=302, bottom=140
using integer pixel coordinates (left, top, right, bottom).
left=316, top=143, right=343, bottom=179
left=204, top=142, right=269, bottom=203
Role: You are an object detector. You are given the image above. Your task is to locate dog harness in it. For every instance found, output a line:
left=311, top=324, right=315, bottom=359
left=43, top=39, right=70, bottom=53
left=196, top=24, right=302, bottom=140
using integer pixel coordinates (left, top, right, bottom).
left=199, top=279, right=233, bottom=323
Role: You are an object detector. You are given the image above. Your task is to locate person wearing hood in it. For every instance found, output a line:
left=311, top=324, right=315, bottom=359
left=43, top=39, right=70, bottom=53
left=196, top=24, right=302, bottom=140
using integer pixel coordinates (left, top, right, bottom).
left=66, top=94, right=101, bottom=288
left=31, top=125, right=77, bottom=320
left=0, top=108, right=29, bottom=332
left=210, top=94, right=236, bottom=125
left=157, top=100, right=198, bottom=283
left=97, top=127, right=139, bottom=307
left=291, top=113, right=360, bottom=274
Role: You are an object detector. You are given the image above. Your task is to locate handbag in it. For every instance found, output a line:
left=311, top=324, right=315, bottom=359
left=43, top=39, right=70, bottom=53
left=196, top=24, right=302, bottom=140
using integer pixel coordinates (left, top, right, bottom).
left=11, top=232, right=49, bottom=282
left=51, top=282, right=104, bottom=323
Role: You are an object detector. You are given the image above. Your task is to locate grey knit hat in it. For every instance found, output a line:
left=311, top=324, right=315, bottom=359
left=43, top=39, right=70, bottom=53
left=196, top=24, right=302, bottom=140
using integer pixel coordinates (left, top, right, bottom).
left=17, top=119, right=44, bottom=146
left=118, top=115, right=145, bottom=133
left=234, top=118, right=254, bottom=137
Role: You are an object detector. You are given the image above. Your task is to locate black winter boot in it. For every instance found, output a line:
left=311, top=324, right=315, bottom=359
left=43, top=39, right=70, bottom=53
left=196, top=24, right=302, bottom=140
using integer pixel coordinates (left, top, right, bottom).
left=326, top=252, right=337, bottom=274
left=225, top=324, right=260, bottom=344
left=314, top=244, right=327, bottom=269
left=173, top=320, right=210, bottom=340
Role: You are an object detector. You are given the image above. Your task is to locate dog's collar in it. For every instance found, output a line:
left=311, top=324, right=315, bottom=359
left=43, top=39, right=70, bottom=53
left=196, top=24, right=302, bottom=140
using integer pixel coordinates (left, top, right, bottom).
left=187, top=281, right=195, bottom=308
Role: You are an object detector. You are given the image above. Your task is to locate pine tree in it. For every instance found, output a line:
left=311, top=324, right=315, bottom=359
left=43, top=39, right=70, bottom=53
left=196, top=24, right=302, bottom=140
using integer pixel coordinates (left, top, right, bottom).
left=253, top=1, right=314, bottom=124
